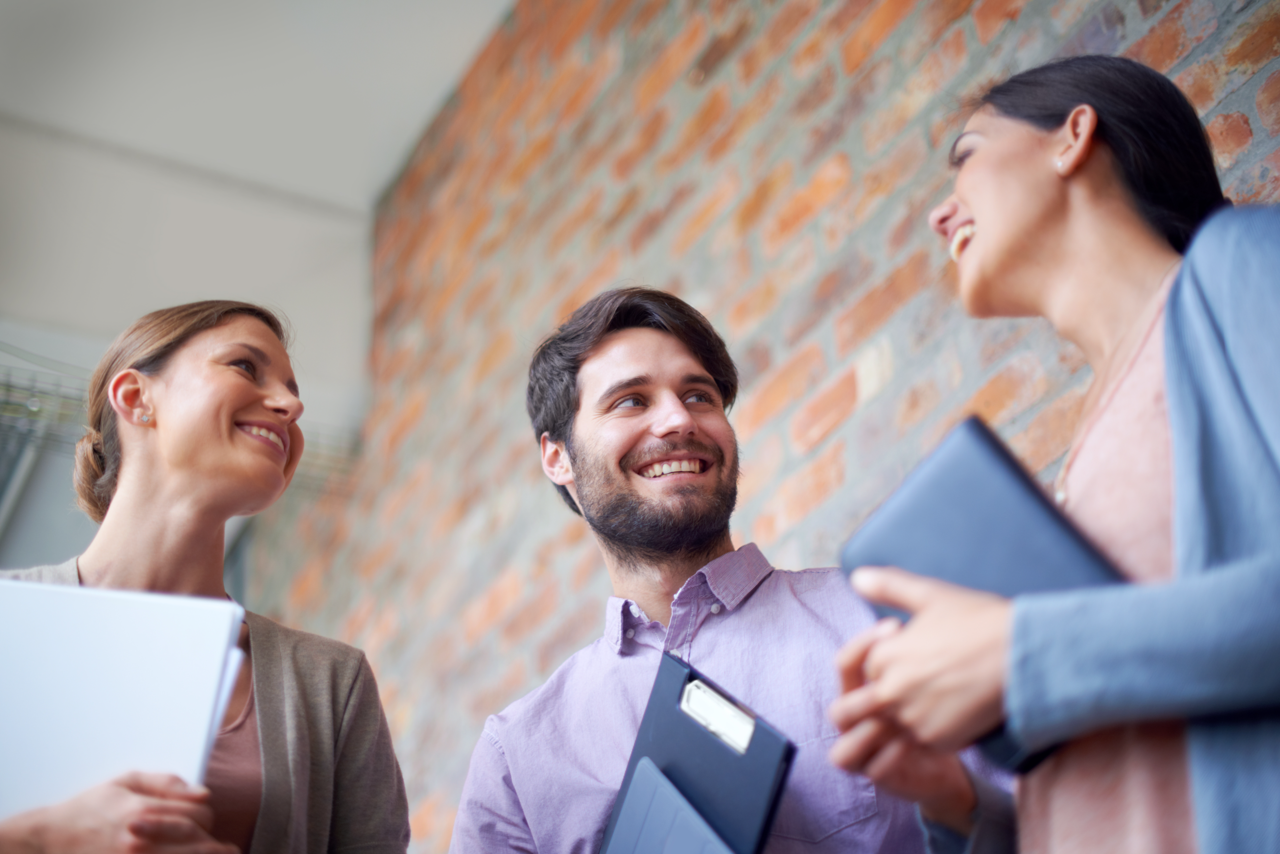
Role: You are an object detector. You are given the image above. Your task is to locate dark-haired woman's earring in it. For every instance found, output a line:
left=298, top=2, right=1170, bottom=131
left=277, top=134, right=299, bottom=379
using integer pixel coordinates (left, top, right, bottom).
left=1056, top=160, right=1064, bottom=173
left=141, top=414, right=150, bottom=423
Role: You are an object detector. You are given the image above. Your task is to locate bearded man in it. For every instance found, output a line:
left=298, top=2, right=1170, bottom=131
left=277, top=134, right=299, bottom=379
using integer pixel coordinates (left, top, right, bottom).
left=449, top=288, right=996, bottom=853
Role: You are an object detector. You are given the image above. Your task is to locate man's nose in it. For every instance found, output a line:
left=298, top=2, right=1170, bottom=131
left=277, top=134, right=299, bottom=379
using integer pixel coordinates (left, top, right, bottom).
left=650, top=393, right=696, bottom=437
left=928, top=196, right=958, bottom=237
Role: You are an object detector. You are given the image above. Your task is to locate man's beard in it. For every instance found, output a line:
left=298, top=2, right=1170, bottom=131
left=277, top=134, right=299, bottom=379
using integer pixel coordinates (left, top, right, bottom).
left=569, top=435, right=739, bottom=571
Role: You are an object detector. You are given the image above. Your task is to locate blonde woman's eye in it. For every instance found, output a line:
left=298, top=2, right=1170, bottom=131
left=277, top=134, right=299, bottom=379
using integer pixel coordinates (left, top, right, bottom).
left=231, top=359, right=257, bottom=377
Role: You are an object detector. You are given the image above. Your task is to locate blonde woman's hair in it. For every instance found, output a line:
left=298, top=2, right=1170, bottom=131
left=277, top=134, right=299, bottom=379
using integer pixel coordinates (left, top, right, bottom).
left=75, top=300, right=289, bottom=522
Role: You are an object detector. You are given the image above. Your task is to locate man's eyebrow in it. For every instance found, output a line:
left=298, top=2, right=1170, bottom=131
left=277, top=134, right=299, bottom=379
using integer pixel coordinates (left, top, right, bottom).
left=683, top=373, right=719, bottom=391
left=597, top=375, right=652, bottom=406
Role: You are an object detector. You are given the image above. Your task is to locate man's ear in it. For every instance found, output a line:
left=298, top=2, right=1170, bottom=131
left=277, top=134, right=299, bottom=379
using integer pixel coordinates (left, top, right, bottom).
left=1053, top=103, right=1099, bottom=177
left=540, top=433, right=574, bottom=487
left=107, top=368, right=152, bottom=427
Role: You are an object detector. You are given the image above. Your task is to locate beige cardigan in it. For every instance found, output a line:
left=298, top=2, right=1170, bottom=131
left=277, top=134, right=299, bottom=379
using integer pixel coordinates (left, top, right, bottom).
left=3, top=559, right=410, bottom=854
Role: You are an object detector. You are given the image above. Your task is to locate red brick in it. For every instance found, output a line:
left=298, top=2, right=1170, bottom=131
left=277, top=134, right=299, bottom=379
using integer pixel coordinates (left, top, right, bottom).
left=974, top=0, right=1032, bottom=45
left=763, top=154, right=853, bottom=255
left=614, top=109, right=670, bottom=179
left=1227, top=147, right=1280, bottom=204
left=596, top=0, right=638, bottom=38
left=790, top=363, right=859, bottom=453
left=544, top=0, right=600, bottom=60
left=629, top=0, right=667, bottom=35
left=1175, top=57, right=1228, bottom=114
left=501, top=578, right=561, bottom=646
left=887, top=173, right=952, bottom=256
left=979, top=322, right=1032, bottom=368
left=537, top=598, right=605, bottom=673
left=1123, top=0, right=1217, bottom=74
left=635, top=14, right=708, bottom=112
left=558, top=250, right=623, bottom=321
left=727, top=275, right=781, bottom=338
left=840, top=0, right=920, bottom=75
left=737, top=0, right=820, bottom=84
left=1175, top=2, right=1280, bottom=114
left=1259, top=70, right=1280, bottom=136
left=462, top=570, right=524, bottom=645
left=657, top=86, right=732, bottom=172
left=383, top=389, right=428, bottom=456
left=752, top=440, right=845, bottom=543
left=791, top=64, right=837, bottom=117
left=1049, top=0, right=1097, bottom=35
left=708, top=76, right=782, bottom=162
left=468, top=659, right=529, bottom=721
left=549, top=189, right=604, bottom=255
left=896, top=378, right=942, bottom=433
left=786, top=252, right=873, bottom=345
left=1206, top=112, right=1254, bottom=171
left=595, top=187, right=643, bottom=244
left=835, top=250, right=933, bottom=357
left=865, top=29, right=968, bottom=155
left=689, top=14, right=754, bottom=85
left=571, top=549, right=604, bottom=591
left=792, top=0, right=876, bottom=76
left=472, top=329, right=514, bottom=386
left=805, top=58, right=893, bottom=165
left=629, top=182, right=696, bottom=253
left=1009, top=385, right=1088, bottom=473
left=409, top=792, right=457, bottom=850
left=1058, top=3, right=1127, bottom=56
left=734, top=161, right=793, bottom=235
left=735, top=343, right=826, bottom=441
left=854, top=133, right=930, bottom=224
left=964, top=353, right=1050, bottom=426
left=900, top=0, right=976, bottom=63
left=738, top=434, right=784, bottom=505
left=504, top=133, right=556, bottom=189
left=286, top=556, right=330, bottom=616
left=675, top=170, right=740, bottom=255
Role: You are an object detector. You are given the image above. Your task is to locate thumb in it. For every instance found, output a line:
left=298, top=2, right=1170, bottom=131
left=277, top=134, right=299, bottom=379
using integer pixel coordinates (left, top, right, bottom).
left=851, top=567, right=947, bottom=615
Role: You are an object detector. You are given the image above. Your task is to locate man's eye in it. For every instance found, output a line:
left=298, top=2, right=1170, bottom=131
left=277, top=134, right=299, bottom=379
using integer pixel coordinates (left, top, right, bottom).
left=615, top=396, right=643, bottom=409
left=686, top=391, right=713, bottom=404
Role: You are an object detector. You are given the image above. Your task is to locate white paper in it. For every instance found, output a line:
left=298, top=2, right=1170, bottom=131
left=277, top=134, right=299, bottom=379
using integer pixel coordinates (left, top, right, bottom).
left=0, top=580, right=243, bottom=820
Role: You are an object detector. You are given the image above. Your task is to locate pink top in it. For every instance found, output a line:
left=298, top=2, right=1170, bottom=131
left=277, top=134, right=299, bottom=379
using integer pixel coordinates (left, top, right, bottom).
left=1018, top=269, right=1196, bottom=854
left=205, top=672, right=262, bottom=852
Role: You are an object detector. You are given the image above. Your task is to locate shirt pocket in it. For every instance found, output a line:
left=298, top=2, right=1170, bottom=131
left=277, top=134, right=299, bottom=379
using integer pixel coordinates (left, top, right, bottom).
left=768, top=731, right=878, bottom=843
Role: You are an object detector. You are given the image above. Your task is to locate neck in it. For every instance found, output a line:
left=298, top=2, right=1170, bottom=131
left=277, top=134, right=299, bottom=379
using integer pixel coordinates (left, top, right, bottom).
left=601, top=532, right=735, bottom=626
left=1027, top=192, right=1181, bottom=377
left=78, top=472, right=231, bottom=598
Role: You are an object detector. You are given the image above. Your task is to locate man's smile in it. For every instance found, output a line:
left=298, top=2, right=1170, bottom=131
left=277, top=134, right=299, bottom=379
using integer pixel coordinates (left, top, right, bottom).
left=636, top=457, right=709, bottom=479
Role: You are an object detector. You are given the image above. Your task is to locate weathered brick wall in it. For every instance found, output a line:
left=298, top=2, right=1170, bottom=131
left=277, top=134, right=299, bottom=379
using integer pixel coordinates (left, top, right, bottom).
left=246, top=0, right=1280, bottom=849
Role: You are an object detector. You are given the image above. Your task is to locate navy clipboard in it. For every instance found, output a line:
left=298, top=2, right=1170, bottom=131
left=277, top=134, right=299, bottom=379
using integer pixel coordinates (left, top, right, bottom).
left=604, top=757, right=733, bottom=854
left=839, top=416, right=1126, bottom=772
left=599, top=654, right=795, bottom=854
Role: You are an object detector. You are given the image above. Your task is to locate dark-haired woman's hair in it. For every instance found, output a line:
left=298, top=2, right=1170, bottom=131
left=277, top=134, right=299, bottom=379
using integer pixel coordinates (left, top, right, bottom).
left=980, top=55, right=1226, bottom=253
left=75, top=301, right=289, bottom=523
left=526, top=287, right=738, bottom=515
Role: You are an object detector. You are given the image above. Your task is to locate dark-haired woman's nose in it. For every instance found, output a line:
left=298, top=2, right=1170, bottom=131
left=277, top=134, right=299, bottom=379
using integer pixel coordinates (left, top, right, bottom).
left=928, top=196, right=958, bottom=238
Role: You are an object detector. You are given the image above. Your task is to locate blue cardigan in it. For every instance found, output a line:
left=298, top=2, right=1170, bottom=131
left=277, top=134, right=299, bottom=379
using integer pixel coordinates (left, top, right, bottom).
left=1005, top=205, right=1280, bottom=854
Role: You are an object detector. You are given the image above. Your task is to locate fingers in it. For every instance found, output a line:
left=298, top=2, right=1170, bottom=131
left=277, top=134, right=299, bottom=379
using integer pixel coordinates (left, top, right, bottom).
left=828, top=716, right=896, bottom=772
left=828, top=683, right=891, bottom=733
left=834, top=617, right=900, bottom=693
left=116, top=772, right=209, bottom=803
left=851, top=567, right=958, bottom=615
left=128, top=817, right=240, bottom=854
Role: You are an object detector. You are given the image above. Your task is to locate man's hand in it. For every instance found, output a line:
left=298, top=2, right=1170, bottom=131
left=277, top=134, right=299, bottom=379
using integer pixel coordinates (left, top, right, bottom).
left=842, top=567, right=1012, bottom=750
left=0, top=772, right=239, bottom=854
left=829, top=617, right=977, bottom=833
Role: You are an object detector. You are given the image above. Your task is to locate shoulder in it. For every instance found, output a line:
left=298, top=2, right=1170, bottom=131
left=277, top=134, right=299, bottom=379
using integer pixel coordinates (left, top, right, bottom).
left=0, top=558, right=79, bottom=585
left=1180, top=205, right=1280, bottom=308
left=247, top=611, right=370, bottom=685
left=760, top=565, right=873, bottom=617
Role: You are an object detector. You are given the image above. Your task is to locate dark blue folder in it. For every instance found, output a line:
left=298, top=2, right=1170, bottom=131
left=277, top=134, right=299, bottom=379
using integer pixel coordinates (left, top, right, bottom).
left=600, top=654, right=795, bottom=854
left=604, top=757, right=733, bottom=854
left=839, top=416, right=1126, bottom=771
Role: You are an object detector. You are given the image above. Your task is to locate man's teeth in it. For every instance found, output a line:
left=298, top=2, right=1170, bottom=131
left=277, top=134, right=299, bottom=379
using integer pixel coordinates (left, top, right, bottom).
left=949, top=223, right=976, bottom=262
left=641, top=459, right=704, bottom=478
left=247, top=425, right=284, bottom=451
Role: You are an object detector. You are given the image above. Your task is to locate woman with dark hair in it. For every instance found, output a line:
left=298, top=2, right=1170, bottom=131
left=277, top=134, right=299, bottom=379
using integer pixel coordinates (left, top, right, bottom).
left=828, top=56, right=1279, bottom=853
left=0, top=302, right=409, bottom=854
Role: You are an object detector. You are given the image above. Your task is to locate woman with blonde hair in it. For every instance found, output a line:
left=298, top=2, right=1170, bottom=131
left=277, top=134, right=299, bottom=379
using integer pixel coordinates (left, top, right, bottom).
left=829, top=55, right=1279, bottom=853
left=0, top=301, right=409, bottom=853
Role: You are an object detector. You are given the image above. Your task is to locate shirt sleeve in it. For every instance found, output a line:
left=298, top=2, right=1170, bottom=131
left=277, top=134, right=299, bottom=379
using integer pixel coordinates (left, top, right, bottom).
left=329, top=655, right=412, bottom=853
left=920, top=747, right=1017, bottom=854
left=449, top=725, right=538, bottom=854
left=1006, top=205, right=1280, bottom=751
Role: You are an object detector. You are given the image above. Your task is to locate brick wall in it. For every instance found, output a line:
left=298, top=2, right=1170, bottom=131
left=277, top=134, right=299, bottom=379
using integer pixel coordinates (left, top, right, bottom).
left=246, top=0, right=1280, bottom=849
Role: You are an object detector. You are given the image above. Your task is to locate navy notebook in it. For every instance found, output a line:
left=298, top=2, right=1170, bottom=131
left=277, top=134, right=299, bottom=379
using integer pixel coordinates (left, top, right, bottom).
left=603, top=757, right=733, bottom=854
left=839, top=416, right=1125, bottom=771
left=599, top=654, right=795, bottom=854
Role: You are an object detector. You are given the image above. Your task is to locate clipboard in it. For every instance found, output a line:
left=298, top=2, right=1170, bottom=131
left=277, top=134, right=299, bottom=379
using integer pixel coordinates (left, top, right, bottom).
left=600, top=653, right=795, bottom=854
left=838, top=415, right=1126, bottom=771
left=604, top=757, right=733, bottom=854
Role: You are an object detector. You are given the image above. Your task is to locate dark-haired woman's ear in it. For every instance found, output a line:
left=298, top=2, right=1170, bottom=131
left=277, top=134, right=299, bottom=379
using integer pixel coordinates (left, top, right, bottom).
left=1053, top=103, right=1100, bottom=178
left=107, top=368, right=154, bottom=429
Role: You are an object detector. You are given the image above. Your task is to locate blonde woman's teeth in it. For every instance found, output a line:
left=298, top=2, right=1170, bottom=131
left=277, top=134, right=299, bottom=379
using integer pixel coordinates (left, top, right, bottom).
left=248, top=425, right=285, bottom=451
left=642, top=459, right=704, bottom=478
left=949, top=223, right=976, bottom=261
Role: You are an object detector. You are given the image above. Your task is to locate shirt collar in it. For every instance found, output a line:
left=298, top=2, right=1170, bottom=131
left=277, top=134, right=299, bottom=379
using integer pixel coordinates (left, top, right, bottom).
left=601, top=543, right=774, bottom=652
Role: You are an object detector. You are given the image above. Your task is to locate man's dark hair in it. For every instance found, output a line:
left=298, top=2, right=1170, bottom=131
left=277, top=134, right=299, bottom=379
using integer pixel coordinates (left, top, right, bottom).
left=979, top=55, right=1226, bottom=253
left=526, top=287, right=739, bottom=515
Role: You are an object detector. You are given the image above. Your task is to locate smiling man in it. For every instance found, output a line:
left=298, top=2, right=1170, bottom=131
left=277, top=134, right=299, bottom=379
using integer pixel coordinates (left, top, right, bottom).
left=448, top=288, right=977, bottom=853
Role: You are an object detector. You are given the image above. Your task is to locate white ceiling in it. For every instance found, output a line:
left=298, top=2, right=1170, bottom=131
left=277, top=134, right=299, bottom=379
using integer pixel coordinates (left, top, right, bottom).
left=0, top=0, right=512, bottom=213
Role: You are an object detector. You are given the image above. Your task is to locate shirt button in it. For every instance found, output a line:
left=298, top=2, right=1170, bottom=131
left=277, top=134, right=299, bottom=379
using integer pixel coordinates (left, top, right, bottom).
left=625, top=628, right=635, bottom=639
left=710, top=603, right=722, bottom=614
left=629, top=604, right=640, bottom=617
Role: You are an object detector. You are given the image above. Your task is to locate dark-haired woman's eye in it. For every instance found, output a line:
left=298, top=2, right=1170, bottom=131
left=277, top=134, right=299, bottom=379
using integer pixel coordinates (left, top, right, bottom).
left=949, top=149, right=973, bottom=169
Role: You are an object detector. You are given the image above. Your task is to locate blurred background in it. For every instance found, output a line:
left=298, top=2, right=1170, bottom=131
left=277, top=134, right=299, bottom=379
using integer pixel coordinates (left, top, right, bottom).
left=2, top=0, right=1277, bottom=849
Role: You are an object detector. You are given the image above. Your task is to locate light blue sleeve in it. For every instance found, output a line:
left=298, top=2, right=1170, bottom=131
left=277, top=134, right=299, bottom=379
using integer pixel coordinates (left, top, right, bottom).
left=1007, top=206, right=1280, bottom=750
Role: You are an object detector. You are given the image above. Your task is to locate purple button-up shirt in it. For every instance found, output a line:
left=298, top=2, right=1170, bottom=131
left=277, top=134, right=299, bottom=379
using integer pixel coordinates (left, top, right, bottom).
left=450, top=544, right=926, bottom=853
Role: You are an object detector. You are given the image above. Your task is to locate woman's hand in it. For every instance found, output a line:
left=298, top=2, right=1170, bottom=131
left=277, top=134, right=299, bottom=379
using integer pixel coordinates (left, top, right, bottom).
left=845, top=568, right=1012, bottom=750
left=829, top=618, right=977, bottom=833
left=0, top=772, right=239, bottom=854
